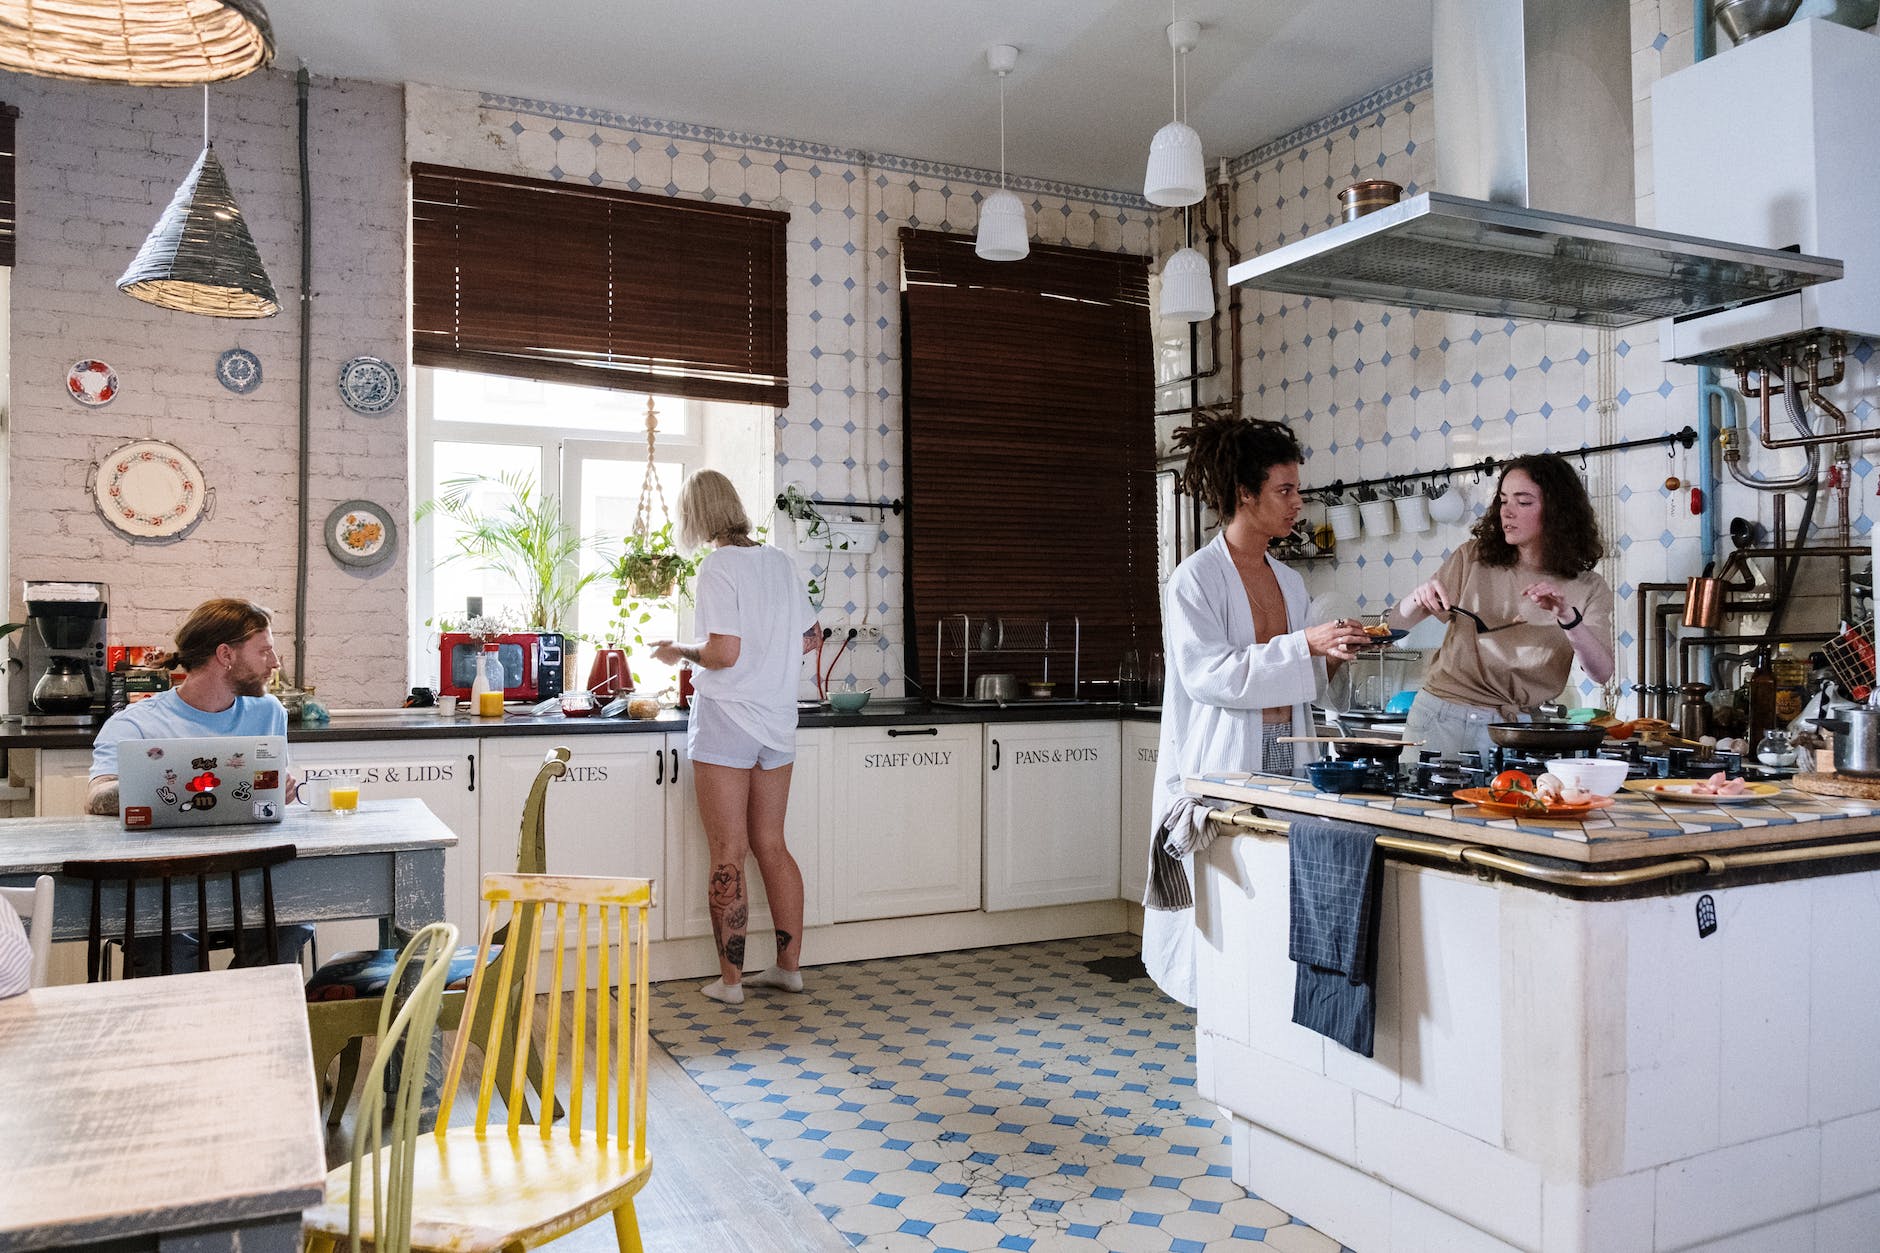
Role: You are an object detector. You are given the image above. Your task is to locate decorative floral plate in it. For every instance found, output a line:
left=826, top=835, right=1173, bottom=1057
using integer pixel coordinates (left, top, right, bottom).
left=1452, top=787, right=1615, bottom=819
left=1619, top=779, right=1782, bottom=804
left=324, top=499, right=397, bottom=567
left=66, top=359, right=119, bottom=406
left=89, top=440, right=211, bottom=540
left=338, top=356, right=400, bottom=414
left=215, top=348, right=262, bottom=394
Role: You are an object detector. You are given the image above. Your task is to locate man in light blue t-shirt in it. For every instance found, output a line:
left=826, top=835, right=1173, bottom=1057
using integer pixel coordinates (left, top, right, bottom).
left=88, top=598, right=292, bottom=815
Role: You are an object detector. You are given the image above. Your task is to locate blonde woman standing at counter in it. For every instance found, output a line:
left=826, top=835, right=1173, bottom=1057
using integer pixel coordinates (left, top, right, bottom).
left=651, top=470, right=819, bottom=1004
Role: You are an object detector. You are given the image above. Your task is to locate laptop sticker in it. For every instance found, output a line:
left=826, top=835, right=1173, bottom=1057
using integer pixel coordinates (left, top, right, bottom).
left=253, top=770, right=280, bottom=791
left=227, top=751, right=247, bottom=768
left=144, top=745, right=166, bottom=759
left=124, top=806, right=153, bottom=828
left=253, top=801, right=279, bottom=820
left=156, top=785, right=178, bottom=807
left=255, top=743, right=282, bottom=762
left=186, top=771, right=221, bottom=793
left=191, top=756, right=220, bottom=770
left=232, top=781, right=254, bottom=801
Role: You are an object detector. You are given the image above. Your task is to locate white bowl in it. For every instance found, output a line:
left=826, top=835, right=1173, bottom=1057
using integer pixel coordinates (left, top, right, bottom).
left=1544, top=757, right=1629, bottom=797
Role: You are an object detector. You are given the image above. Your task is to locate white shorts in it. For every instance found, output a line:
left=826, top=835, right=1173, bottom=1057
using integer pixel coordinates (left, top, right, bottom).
left=686, top=697, right=795, bottom=770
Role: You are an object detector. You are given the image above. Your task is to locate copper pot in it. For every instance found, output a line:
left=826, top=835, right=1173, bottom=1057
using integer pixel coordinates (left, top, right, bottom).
left=1683, top=574, right=1725, bottom=630
left=1339, top=180, right=1403, bottom=223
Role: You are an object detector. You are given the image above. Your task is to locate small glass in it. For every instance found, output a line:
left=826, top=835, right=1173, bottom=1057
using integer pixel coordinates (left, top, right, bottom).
left=329, top=774, right=361, bottom=816
left=1756, top=730, right=1796, bottom=768
left=560, top=689, right=596, bottom=718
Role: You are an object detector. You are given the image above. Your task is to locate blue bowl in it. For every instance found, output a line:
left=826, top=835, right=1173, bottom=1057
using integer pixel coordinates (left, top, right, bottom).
left=826, top=689, right=872, bottom=713
left=1306, top=759, right=1370, bottom=794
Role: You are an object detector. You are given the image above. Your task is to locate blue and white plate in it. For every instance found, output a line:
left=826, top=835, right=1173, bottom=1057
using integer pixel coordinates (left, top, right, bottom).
left=338, top=356, right=400, bottom=415
left=215, top=348, right=262, bottom=394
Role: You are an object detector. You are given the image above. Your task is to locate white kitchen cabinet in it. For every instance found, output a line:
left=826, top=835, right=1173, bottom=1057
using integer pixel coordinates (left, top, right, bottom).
left=475, top=734, right=668, bottom=939
left=983, top=721, right=1121, bottom=911
left=292, top=739, right=483, bottom=946
left=1119, top=719, right=1160, bottom=905
left=35, top=748, right=92, bottom=816
left=663, top=729, right=831, bottom=943
left=828, top=723, right=981, bottom=922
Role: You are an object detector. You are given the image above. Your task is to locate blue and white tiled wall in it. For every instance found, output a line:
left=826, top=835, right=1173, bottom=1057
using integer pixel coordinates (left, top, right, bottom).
left=1158, top=1, right=1880, bottom=713
left=409, top=83, right=1158, bottom=697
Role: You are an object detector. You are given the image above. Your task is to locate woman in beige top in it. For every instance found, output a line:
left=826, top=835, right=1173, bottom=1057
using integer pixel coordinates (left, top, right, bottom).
left=1388, top=453, right=1615, bottom=760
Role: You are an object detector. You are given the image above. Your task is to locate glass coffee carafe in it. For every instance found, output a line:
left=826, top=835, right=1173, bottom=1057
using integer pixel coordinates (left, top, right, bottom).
left=33, top=656, right=95, bottom=714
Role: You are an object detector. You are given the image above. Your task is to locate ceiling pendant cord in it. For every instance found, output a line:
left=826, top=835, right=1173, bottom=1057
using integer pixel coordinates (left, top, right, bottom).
left=999, top=65, right=1007, bottom=190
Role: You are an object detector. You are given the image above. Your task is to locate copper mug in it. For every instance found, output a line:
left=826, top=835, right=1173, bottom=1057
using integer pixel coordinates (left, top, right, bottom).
left=1682, top=575, right=1725, bottom=630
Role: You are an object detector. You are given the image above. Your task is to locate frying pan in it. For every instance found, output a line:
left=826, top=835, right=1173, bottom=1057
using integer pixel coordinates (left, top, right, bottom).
left=1486, top=721, right=1609, bottom=753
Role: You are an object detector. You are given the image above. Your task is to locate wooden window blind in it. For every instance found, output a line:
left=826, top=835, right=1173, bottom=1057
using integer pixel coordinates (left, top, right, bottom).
left=900, top=228, right=1158, bottom=696
left=0, top=104, right=18, bottom=268
left=410, top=163, right=788, bottom=405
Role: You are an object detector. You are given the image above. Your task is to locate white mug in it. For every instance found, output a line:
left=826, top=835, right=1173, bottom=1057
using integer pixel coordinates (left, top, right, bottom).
left=302, top=777, right=334, bottom=812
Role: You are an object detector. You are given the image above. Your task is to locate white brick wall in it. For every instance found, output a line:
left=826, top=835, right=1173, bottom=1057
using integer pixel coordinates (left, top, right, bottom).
left=1, top=68, right=409, bottom=709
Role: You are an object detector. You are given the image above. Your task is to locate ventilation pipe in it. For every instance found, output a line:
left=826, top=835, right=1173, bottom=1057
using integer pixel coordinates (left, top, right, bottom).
left=293, top=64, right=311, bottom=688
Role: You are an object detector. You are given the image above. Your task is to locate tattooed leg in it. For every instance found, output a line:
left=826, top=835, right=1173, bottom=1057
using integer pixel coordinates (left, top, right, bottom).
left=708, top=862, right=748, bottom=979
left=775, top=928, right=796, bottom=967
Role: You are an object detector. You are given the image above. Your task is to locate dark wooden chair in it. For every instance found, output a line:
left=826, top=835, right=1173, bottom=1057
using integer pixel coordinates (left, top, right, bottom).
left=61, top=844, right=299, bottom=981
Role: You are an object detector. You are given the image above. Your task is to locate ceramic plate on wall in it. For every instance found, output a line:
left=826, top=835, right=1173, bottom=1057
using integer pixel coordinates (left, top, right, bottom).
left=216, top=348, right=263, bottom=394
left=90, top=440, right=211, bottom=540
left=338, top=356, right=400, bottom=414
left=66, top=359, right=119, bottom=406
left=325, top=499, right=398, bottom=567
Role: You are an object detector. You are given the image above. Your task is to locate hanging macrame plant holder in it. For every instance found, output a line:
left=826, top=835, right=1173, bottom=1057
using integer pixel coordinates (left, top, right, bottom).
left=620, top=398, right=686, bottom=599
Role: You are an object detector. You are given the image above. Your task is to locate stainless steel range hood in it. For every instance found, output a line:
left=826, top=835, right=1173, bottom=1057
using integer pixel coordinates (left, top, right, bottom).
left=1226, top=0, right=1842, bottom=327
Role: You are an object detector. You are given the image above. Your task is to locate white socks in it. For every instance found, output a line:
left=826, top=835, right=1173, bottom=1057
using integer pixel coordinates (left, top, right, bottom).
left=746, top=965, right=805, bottom=993
left=700, top=978, right=744, bottom=1005
left=700, top=967, right=803, bottom=1002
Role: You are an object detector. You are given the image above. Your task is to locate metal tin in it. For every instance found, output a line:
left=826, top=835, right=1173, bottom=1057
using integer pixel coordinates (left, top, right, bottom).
left=1338, top=180, right=1403, bottom=223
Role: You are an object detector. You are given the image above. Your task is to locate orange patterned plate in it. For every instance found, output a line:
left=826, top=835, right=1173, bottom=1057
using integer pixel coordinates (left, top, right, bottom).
left=1452, top=787, right=1615, bottom=819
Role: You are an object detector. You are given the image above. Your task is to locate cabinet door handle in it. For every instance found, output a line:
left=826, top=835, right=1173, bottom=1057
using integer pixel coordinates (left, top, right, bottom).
left=670, top=748, right=679, bottom=785
left=887, top=727, right=939, bottom=737
left=467, top=753, right=476, bottom=793
left=656, top=750, right=665, bottom=786
left=991, top=738, right=1000, bottom=770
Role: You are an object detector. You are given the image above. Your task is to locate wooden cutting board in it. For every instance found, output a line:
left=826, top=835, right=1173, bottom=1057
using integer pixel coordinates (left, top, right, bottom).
left=1793, top=772, right=1880, bottom=801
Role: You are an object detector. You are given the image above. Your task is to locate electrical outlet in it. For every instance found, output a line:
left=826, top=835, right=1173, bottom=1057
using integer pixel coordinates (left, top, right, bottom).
left=851, top=624, right=883, bottom=641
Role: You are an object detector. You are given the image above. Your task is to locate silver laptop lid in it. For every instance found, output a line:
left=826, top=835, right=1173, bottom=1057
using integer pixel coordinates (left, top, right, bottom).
left=118, top=735, right=290, bottom=830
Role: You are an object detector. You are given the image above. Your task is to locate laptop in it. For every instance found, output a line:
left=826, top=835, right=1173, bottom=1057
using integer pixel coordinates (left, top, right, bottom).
left=117, top=735, right=290, bottom=830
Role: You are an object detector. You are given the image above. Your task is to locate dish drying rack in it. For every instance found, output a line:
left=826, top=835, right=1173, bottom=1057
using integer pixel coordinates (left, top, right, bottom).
left=1825, top=617, right=1876, bottom=701
left=933, top=615, right=1081, bottom=703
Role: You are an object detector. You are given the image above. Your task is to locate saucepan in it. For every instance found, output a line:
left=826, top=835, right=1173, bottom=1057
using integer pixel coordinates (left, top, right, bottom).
left=973, top=673, right=1020, bottom=702
left=1486, top=721, right=1610, bottom=753
left=1814, top=696, right=1880, bottom=777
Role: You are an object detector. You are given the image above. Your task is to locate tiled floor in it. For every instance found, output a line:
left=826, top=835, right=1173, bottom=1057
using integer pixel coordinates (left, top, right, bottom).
left=651, top=935, right=1350, bottom=1252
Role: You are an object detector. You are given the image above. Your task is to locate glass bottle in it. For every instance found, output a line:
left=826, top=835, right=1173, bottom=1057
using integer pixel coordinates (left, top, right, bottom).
left=1119, top=649, right=1143, bottom=707
left=1772, top=643, right=1809, bottom=724
left=472, top=643, right=505, bottom=716
left=1745, top=648, right=1777, bottom=751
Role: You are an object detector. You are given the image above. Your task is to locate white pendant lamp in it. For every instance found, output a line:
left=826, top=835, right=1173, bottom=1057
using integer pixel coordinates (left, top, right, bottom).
left=1144, top=19, right=1205, bottom=207
left=1160, top=244, right=1215, bottom=322
left=975, top=43, right=1029, bottom=262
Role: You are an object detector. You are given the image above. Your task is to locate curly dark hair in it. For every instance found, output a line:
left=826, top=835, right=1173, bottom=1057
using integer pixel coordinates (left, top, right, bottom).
left=1171, top=413, right=1303, bottom=520
left=1471, top=453, right=1603, bottom=578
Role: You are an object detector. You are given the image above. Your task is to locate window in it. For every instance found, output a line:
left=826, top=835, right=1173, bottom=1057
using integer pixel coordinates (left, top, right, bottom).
left=412, top=368, right=770, bottom=695
left=899, top=230, right=1157, bottom=697
left=410, top=164, right=788, bottom=406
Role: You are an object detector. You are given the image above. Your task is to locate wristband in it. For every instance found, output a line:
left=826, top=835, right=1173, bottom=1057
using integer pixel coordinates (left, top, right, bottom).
left=1556, top=606, right=1584, bottom=630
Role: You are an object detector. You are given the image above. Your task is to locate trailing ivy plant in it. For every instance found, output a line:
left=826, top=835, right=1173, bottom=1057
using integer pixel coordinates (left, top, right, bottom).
left=607, top=521, right=703, bottom=652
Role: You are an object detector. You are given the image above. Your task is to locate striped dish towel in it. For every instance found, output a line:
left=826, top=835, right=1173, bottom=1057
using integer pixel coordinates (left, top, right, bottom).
left=1143, top=796, right=1229, bottom=911
left=0, top=895, right=30, bottom=998
left=1287, top=816, right=1383, bottom=1057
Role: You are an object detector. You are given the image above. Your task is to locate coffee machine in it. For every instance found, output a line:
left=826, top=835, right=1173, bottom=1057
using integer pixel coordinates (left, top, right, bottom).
left=9, top=581, right=109, bottom=724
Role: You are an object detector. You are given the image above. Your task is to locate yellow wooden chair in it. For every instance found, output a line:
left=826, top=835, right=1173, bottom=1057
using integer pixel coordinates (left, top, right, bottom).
left=304, top=920, right=460, bottom=1253
left=308, top=747, right=571, bottom=1126
left=302, top=871, right=657, bottom=1253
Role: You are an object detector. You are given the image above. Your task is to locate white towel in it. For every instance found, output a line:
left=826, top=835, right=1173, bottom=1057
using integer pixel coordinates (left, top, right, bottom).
left=0, top=896, right=30, bottom=998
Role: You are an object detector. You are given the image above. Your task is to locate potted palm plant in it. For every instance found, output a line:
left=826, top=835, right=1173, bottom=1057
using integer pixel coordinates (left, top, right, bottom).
left=416, top=471, right=610, bottom=633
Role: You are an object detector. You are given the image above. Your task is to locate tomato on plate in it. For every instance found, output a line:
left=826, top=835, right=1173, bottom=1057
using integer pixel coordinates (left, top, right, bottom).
left=1490, top=769, right=1533, bottom=805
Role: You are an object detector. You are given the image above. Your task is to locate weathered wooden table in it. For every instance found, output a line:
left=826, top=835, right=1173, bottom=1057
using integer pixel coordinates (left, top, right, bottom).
left=0, top=798, right=456, bottom=946
left=0, top=964, right=325, bottom=1253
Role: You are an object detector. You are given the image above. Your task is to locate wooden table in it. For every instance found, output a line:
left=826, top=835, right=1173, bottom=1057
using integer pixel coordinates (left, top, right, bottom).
left=0, top=798, right=456, bottom=946
left=0, top=964, right=325, bottom=1253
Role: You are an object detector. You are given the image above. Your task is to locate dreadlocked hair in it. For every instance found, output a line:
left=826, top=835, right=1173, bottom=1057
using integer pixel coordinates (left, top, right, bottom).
left=1171, top=413, right=1304, bottom=520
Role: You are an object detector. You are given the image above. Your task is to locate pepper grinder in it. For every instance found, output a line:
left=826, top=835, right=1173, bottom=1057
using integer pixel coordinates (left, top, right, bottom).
left=1679, top=681, right=1711, bottom=740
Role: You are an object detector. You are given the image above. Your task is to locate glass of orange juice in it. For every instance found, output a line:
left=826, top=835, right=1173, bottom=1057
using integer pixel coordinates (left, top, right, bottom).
left=477, top=689, right=506, bottom=717
left=330, top=775, right=361, bottom=816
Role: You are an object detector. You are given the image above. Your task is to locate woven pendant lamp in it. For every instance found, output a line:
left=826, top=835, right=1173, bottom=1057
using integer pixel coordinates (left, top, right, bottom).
left=118, top=142, right=279, bottom=317
left=0, top=0, right=273, bottom=85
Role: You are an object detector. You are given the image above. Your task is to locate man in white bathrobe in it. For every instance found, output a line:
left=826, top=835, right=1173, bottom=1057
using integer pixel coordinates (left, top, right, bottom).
left=1144, top=417, right=1369, bottom=1006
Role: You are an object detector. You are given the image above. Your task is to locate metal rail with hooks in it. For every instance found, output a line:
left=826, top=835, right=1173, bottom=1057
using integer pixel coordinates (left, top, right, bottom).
left=1307, top=426, right=1698, bottom=503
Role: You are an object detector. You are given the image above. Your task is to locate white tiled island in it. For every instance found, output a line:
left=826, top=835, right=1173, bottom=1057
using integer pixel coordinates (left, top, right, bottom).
left=1185, top=773, right=1880, bottom=1252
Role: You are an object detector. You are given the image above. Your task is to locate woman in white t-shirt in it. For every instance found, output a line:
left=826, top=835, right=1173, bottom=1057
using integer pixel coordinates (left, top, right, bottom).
left=651, top=471, right=819, bottom=1005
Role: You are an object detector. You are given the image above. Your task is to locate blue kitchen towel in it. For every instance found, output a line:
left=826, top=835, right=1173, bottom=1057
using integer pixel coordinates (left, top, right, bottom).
left=1288, top=815, right=1383, bottom=1057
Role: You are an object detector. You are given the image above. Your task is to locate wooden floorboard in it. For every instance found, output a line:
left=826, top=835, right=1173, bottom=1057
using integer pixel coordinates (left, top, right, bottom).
left=323, top=991, right=851, bottom=1253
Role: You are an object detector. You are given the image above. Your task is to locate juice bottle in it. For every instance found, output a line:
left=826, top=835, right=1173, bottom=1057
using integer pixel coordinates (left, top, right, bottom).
left=1772, top=643, right=1809, bottom=723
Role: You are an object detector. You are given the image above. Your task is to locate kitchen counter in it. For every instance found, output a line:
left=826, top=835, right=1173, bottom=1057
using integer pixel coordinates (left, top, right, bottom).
left=1190, top=769, right=1880, bottom=865
left=0, top=697, right=1162, bottom=750
left=1185, top=769, right=1880, bottom=1251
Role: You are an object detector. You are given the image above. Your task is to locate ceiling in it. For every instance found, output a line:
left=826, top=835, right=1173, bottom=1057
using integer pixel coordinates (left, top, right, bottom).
left=265, top=0, right=1433, bottom=195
